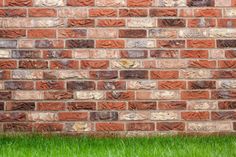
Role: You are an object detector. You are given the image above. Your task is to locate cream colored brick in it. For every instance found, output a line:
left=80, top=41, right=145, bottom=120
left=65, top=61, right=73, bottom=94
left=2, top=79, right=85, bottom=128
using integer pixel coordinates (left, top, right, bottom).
left=151, top=111, right=179, bottom=120
left=188, top=101, right=218, bottom=110
left=111, top=60, right=141, bottom=69
left=151, top=91, right=179, bottom=100
left=14, top=91, right=43, bottom=100
left=0, top=50, right=10, bottom=58
left=12, top=71, right=43, bottom=79
left=28, top=113, right=57, bottom=121
left=119, top=112, right=149, bottom=121
left=127, top=81, right=156, bottom=89
left=128, top=19, right=156, bottom=28
left=180, top=70, right=211, bottom=79
left=187, top=122, right=232, bottom=132
left=75, top=91, right=105, bottom=100
left=34, top=0, right=65, bottom=6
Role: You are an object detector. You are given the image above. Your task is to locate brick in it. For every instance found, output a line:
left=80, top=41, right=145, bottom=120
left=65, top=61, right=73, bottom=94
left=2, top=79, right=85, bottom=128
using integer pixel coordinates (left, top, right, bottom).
left=119, top=9, right=147, bottom=17
left=35, top=40, right=64, bottom=49
left=158, top=101, right=187, bottom=110
left=127, top=123, right=154, bottom=131
left=181, top=112, right=209, bottom=121
left=128, top=102, right=156, bottom=110
left=50, top=60, right=78, bottom=69
left=81, top=60, right=109, bottom=69
left=224, top=9, right=236, bottom=17
left=28, top=29, right=56, bottom=38
left=120, top=112, right=149, bottom=120
left=34, top=0, right=64, bottom=6
left=181, top=91, right=209, bottom=100
left=96, top=123, right=124, bottom=131
left=127, top=39, right=155, bottom=48
left=0, top=102, right=4, bottom=110
left=217, top=40, right=236, bottom=48
left=180, top=50, right=208, bottom=58
left=5, top=81, right=34, bottom=90
left=211, top=90, right=236, bottom=99
left=28, top=112, right=57, bottom=121
left=151, top=111, right=179, bottom=120
left=211, top=112, right=236, bottom=120
left=37, top=102, right=65, bottom=111
left=187, top=40, right=215, bottom=48
left=12, top=70, right=43, bottom=79
left=59, top=29, right=86, bottom=38
left=43, top=50, right=72, bottom=59
left=19, top=60, right=48, bottom=69
left=218, top=80, right=236, bottom=89
left=3, top=123, right=32, bottom=132
left=187, top=122, right=231, bottom=132
left=67, top=0, right=94, bottom=6
left=188, top=60, right=216, bottom=68
left=90, top=112, right=118, bottom=121
left=0, top=9, right=26, bottom=17
left=180, top=69, right=210, bottom=79
left=156, top=0, right=186, bottom=6
left=159, top=60, right=186, bottom=68
left=188, top=101, right=217, bottom=110
left=127, top=0, right=153, bottom=6
left=195, top=9, right=221, bottom=17
left=156, top=122, right=185, bottom=131
left=96, top=40, right=124, bottom=48
left=36, top=81, right=64, bottom=90
left=119, top=29, right=146, bottom=38
left=5, top=0, right=32, bottom=6
left=218, top=19, right=236, bottom=28
left=151, top=70, right=179, bottom=79
left=75, top=91, right=105, bottom=100
left=188, top=81, right=216, bottom=89
left=149, top=29, right=177, bottom=38
left=120, top=70, right=148, bottom=79
left=6, top=102, right=34, bottom=111
left=64, top=122, right=91, bottom=132
left=14, top=91, right=43, bottom=100
left=212, top=70, right=236, bottom=79
left=98, top=102, right=126, bottom=110
left=12, top=50, right=41, bottom=59
left=28, top=8, right=56, bottom=17
left=88, top=29, right=117, bottom=38
left=225, top=50, right=236, bottom=58
left=0, top=113, right=26, bottom=122
left=0, top=50, right=10, bottom=58
left=44, top=91, right=73, bottom=100
left=68, top=19, right=95, bottom=27
left=0, top=29, right=25, bottom=38
left=187, top=0, right=214, bottom=7
left=0, top=40, right=17, bottom=48
left=107, top=91, right=135, bottom=100
left=57, top=70, right=88, bottom=79
left=150, top=9, right=177, bottom=17
left=34, top=123, right=63, bottom=132
left=158, top=81, right=186, bottom=90
left=158, top=19, right=185, bottom=27
left=0, top=60, right=17, bottom=69
left=120, top=50, right=148, bottom=58
left=58, top=8, right=87, bottom=18
left=110, top=59, right=140, bottom=68
left=127, top=18, right=155, bottom=27
left=67, top=102, right=96, bottom=110
left=151, top=91, right=179, bottom=100
left=89, top=71, right=118, bottom=79
left=95, top=0, right=125, bottom=6
left=89, top=9, right=117, bottom=17
left=97, top=19, right=125, bottom=27
left=97, top=81, right=126, bottom=90
left=157, top=40, right=185, bottom=48
left=67, top=81, right=95, bottom=90
left=58, top=112, right=88, bottom=121
left=218, top=101, right=236, bottom=109
left=127, top=80, right=156, bottom=89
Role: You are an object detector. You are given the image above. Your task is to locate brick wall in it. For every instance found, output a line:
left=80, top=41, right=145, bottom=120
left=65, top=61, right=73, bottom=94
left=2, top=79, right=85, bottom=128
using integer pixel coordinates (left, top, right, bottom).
left=0, top=0, right=236, bottom=135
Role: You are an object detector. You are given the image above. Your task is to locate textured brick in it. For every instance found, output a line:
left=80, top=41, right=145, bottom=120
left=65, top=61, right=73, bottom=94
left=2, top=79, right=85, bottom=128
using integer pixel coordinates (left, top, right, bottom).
left=151, top=111, right=179, bottom=120
left=187, top=122, right=231, bottom=132
left=75, top=91, right=105, bottom=100
left=98, top=102, right=126, bottom=110
left=58, top=112, right=88, bottom=121
left=34, top=0, right=64, bottom=6
left=28, top=112, right=57, bottom=121
left=90, top=112, right=118, bottom=121
left=181, top=112, right=209, bottom=121
left=28, top=8, right=56, bottom=17
left=34, top=123, right=63, bottom=132
left=5, top=81, right=34, bottom=90
left=90, top=9, right=117, bottom=17
left=127, top=123, right=154, bottom=131
left=128, top=102, right=156, bottom=110
left=119, top=9, right=147, bottom=17
left=5, top=0, right=32, bottom=6
left=14, top=91, right=43, bottom=100
left=158, top=19, right=185, bottom=27
left=127, top=18, right=155, bottom=27
left=37, top=102, right=65, bottom=111
left=156, top=122, right=185, bottom=131
left=64, top=122, right=91, bottom=132
left=96, top=123, right=124, bottom=131
left=0, top=113, right=26, bottom=122
left=67, top=0, right=94, bottom=6
left=3, top=123, right=32, bottom=132
left=158, top=101, right=187, bottom=110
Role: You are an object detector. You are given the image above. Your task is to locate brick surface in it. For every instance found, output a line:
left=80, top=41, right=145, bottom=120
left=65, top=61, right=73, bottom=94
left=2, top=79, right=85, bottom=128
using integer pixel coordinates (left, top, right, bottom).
left=0, top=0, right=235, bottom=135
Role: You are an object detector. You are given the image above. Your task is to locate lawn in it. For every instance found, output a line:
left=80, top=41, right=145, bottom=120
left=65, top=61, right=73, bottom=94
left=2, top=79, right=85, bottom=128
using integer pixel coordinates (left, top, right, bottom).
left=0, top=134, right=236, bottom=157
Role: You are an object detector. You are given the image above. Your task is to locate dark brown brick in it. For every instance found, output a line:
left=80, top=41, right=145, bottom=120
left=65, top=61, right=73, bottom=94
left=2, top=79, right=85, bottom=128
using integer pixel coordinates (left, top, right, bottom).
left=150, top=9, right=177, bottom=17
left=188, top=81, right=216, bottom=89
left=218, top=101, right=236, bottom=109
left=6, top=102, right=35, bottom=111
left=119, top=29, right=146, bottom=38
left=128, top=102, right=156, bottom=110
left=156, top=122, right=185, bottom=131
left=158, top=19, right=185, bottom=27
left=3, top=123, right=32, bottom=132
left=217, top=40, right=236, bottom=48
left=187, top=0, right=214, bottom=7
left=90, top=112, right=118, bottom=121
left=5, top=81, right=34, bottom=90
left=120, top=70, right=148, bottom=79
left=66, top=40, right=94, bottom=48
left=67, top=81, right=95, bottom=90
left=212, top=111, right=236, bottom=120
left=89, top=71, right=118, bottom=79
left=0, top=92, right=11, bottom=100
left=0, top=113, right=26, bottom=122
left=34, top=123, right=63, bottom=132
left=97, top=81, right=126, bottom=90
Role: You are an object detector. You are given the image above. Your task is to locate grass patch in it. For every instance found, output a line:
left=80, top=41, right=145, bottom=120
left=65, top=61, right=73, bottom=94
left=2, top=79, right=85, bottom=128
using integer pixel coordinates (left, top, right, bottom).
left=0, top=134, right=236, bottom=157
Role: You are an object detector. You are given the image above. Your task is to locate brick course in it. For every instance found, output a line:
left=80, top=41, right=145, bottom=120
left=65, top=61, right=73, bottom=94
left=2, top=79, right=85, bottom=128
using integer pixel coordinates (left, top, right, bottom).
left=0, top=0, right=236, bottom=135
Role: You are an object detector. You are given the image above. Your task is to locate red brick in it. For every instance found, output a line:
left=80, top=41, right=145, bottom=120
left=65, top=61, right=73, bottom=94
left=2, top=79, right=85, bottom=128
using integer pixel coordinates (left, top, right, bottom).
left=0, top=9, right=26, bottom=17
left=96, top=40, right=124, bottom=48
left=28, top=8, right=56, bottom=17
left=5, top=0, right=32, bottom=6
left=181, top=112, right=209, bottom=121
left=158, top=81, right=186, bottom=90
left=34, top=123, right=63, bottom=132
left=194, top=9, right=222, bottom=17
left=127, top=123, right=155, bottom=131
left=89, top=9, right=117, bottom=17
left=158, top=101, right=187, bottom=110
left=0, top=29, right=25, bottom=38
left=36, top=81, right=64, bottom=90
left=67, top=0, right=94, bottom=6
left=181, top=91, right=209, bottom=100
left=151, top=71, right=179, bottom=79
left=81, top=60, right=109, bottom=69
left=97, top=19, right=125, bottom=27
left=98, top=102, right=126, bottom=110
left=37, top=102, right=65, bottom=111
left=0, top=60, right=17, bottom=69
left=28, top=29, right=56, bottom=38
left=96, top=123, right=124, bottom=131
left=150, top=9, right=177, bottom=17
left=68, top=19, right=95, bottom=27
left=58, top=112, right=88, bottom=121
left=119, top=9, right=147, bottom=17
left=128, top=102, right=156, bottom=110
left=127, top=0, right=153, bottom=7
left=187, top=40, right=215, bottom=48
left=19, top=60, right=48, bottom=69
left=50, top=60, right=79, bottom=69
left=156, top=122, right=185, bottom=131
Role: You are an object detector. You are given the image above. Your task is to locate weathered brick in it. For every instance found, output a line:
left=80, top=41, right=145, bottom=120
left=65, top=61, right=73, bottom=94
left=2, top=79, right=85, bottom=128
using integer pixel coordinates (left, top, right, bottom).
left=90, top=112, right=118, bottom=121
left=127, top=123, right=154, bottom=131
left=119, top=9, right=147, bottom=17
left=34, top=0, right=64, bottom=6
left=28, top=112, right=57, bottom=121
left=107, top=91, right=135, bottom=100
left=90, top=9, right=117, bottom=17
left=181, top=112, right=209, bottom=121
left=156, top=0, right=186, bottom=6
left=34, top=123, right=63, bottom=132
left=151, top=111, right=179, bottom=120
left=156, top=122, right=185, bottom=131
left=127, top=81, right=156, bottom=89
left=67, top=81, right=95, bottom=90
left=127, top=18, right=155, bottom=27
left=158, top=19, right=185, bottom=27
left=75, top=91, right=105, bottom=100
left=58, top=112, right=88, bottom=121
left=218, top=101, right=236, bottom=109
left=211, top=111, right=236, bottom=120
left=98, top=102, right=126, bottom=110
left=44, top=91, right=73, bottom=100
left=67, top=102, right=96, bottom=110
left=67, top=0, right=94, bottom=6
left=187, top=122, right=231, bottom=132
left=64, top=122, right=91, bottom=132
left=96, top=123, right=124, bottom=131
left=187, top=0, right=214, bottom=7
left=4, top=123, right=32, bottom=132
left=5, top=81, right=34, bottom=90
left=128, top=102, right=156, bottom=110
left=188, top=101, right=217, bottom=110
left=5, top=0, right=32, bottom=6
left=28, top=8, right=56, bottom=17
left=0, top=113, right=26, bottom=122
left=37, top=102, right=65, bottom=111
left=14, top=91, right=43, bottom=100
left=158, top=101, right=187, bottom=110
left=97, top=81, right=126, bottom=90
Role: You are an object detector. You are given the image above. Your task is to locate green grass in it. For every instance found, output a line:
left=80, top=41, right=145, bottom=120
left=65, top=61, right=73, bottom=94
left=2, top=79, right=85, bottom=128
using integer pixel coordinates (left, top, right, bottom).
left=0, top=134, right=236, bottom=157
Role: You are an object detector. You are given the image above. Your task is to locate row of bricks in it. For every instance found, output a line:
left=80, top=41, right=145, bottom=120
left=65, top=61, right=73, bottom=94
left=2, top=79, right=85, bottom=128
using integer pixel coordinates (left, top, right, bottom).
left=0, top=101, right=235, bottom=111
left=2, top=39, right=236, bottom=49
left=2, top=111, right=236, bottom=121
left=0, top=121, right=236, bottom=132
left=0, top=80, right=235, bottom=90
left=0, top=49, right=235, bottom=59
left=1, top=18, right=236, bottom=28
left=1, top=8, right=236, bottom=18
left=0, top=70, right=236, bottom=80
left=0, top=59, right=236, bottom=69
left=0, top=90, right=235, bottom=100
left=0, top=0, right=236, bottom=7
left=3, top=28, right=236, bottom=39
